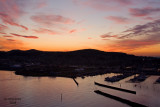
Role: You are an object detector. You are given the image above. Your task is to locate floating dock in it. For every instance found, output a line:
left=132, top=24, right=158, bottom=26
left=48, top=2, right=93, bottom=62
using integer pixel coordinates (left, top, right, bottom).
left=94, top=82, right=136, bottom=94
left=94, top=90, right=147, bottom=107
left=105, top=74, right=133, bottom=82
left=128, top=74, right=149, bottom=83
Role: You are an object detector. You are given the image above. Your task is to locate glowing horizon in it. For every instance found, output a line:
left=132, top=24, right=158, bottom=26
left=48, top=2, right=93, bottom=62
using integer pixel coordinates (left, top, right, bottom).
left=0, top=0, right=160, bottom=57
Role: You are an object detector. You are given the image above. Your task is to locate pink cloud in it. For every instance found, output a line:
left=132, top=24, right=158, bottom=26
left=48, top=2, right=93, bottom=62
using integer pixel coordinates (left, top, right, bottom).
left=129, top=7, right=160, bottom=17
left=0, top=24, right=8, bottom=31
left=0, top=13, right=28, bottom=30
left=69, top=28, right=86, bottom=34
left=0, top=0, right=24, bottom=19
left=39, top=4, right=46, bottom=8
left=31, top=14, right=75, bottom=26
left=77, top=20, right=85, bottom=24
left=102, top=38, right=109, bottom=40
left=11, top=33, right=38, bottom=39
left=69, top=29, right=77, bottom=33
left=0, top=32, right=6, bottom=34
left=143, top=17, right=154, bottom=20
left=10, top=33, right=22, bottom=37
left=106, top=16, right=130, bottom=24
left=33, top=28, right=59, bottom=35
left=74, top=0, right=133, bottom=11
left=80, top=28, right=86, bottom=32
left=0, top=0, right=28, bottom=30
left=100, top=34, right=118, bottom=38
left=116, top=0, right=133, bottom=5
left=36, top=1, right=47, bottom=8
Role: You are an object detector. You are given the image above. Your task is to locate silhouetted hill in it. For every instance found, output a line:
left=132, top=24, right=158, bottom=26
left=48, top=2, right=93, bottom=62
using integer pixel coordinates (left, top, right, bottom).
left=0, top=49, right=159, bottom=67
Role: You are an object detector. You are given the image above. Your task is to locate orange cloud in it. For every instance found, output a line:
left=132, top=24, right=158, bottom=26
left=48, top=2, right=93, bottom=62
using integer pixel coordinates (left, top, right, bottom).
left=69, top=28, right=86, bottom=34
left=104, top=39, right=160, bottom=52
left=6, top=39, right=16, bottom=41
left=11, top=33, right=38, bottom=39
left=0, top=37, right=27, bottom=51
left=21, top=36, right=38, bottom=39
left=33, top=28, right=59, bottom=35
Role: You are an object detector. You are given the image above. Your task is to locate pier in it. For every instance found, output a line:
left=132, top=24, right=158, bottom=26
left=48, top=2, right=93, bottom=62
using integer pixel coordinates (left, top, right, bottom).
left=94, top=82, right=136, bottom=94
left=73, top=78, right=79, bottom=86
left=94, top=90, right=147, bottom=107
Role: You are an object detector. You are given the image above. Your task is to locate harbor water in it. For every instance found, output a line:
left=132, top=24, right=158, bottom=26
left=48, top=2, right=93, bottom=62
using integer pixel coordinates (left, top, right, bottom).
left=0, top=70, right=160, bottom=107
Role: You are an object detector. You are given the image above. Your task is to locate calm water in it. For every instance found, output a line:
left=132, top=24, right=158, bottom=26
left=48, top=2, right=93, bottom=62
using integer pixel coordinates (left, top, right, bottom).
left=0, top=70, right=160, bottom=107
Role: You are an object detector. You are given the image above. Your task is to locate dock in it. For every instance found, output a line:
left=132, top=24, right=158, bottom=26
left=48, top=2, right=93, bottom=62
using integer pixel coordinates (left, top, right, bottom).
left=94, top=82, right=136, bottom=94
left=105, top=74, right=133, bottom=82
left=94, top=90, right=147, bottom=107
left=129, top=74, right=148, bottom=83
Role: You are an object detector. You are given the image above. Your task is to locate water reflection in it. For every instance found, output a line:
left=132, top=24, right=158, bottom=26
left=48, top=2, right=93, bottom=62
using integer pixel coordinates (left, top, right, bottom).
left=0, top=70, right=160, bottom=107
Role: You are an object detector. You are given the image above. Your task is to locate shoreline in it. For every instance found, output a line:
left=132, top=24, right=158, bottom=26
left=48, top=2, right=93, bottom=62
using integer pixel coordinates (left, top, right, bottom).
left=1, top=65, right=160, bottom=78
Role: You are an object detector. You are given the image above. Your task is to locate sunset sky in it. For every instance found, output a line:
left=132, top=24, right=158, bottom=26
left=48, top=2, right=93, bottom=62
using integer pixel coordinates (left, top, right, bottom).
left=0, top=0, right=160, bottom=56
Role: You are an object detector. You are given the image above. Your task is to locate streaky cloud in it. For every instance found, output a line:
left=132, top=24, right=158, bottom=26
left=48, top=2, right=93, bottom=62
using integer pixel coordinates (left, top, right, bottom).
left=3, top=35, right=13, bottom=38
left=106, top=16, right=130, bottom=24
left=31, top=14, right=75, bottom=26
left=69, top=29, right=77, bottom=33
left=0, top=13, right=28, bottom=30
left=11, top=33, right=38, bottom=39
left=0, top=24, right=8, bottom=31
left=100, top=34, right=118, bottom=38
left=129, top=7, right=160, bottom=17
left=33, top=28, right=59, bottom=35
left=102, top=19, right=160, bottom=51
left=120, top=19, right=160, bottom=38
left=74, top=0, right=133, bottom=11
